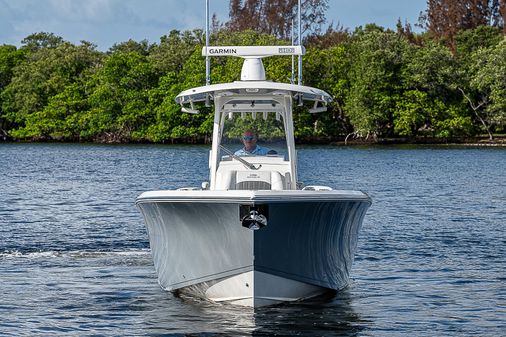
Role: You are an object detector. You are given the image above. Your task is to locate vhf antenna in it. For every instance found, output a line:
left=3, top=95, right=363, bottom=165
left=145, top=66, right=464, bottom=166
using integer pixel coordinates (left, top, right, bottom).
left=297, top=0, right=302, bottom=85
left=291, top=19, right=295, bottom=84
left=205, top=0, right=211, bottom=107
left=205, top=0, right=210, bottom=86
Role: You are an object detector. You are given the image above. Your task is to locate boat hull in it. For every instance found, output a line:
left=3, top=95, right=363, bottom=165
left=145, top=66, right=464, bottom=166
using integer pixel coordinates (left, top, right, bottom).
left=136, top=190, right=371, bottom=307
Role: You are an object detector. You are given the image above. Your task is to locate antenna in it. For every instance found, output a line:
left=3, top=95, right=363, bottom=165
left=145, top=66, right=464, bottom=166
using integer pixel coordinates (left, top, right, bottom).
left=291, top=19, right=295, bottom=84
left=205, top=0, right=210, bottom=86
left=297, top=0, right=302, bottom=85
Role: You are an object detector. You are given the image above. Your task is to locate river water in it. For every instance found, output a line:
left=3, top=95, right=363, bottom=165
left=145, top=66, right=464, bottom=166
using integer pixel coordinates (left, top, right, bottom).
left=1, top=143, right=505, bottom=336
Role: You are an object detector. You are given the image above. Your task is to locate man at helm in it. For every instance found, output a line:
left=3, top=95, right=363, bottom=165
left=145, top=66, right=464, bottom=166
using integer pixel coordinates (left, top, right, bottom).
left=234, top=129, right=271, bottom=156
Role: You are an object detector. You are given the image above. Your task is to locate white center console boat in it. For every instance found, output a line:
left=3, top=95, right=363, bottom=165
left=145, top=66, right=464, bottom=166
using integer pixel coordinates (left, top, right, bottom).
left=136, top=43, right=371, bottom=307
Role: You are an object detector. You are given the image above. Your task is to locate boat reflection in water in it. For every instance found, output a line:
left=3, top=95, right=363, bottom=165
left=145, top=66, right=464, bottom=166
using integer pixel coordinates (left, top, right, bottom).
left=136, top=44, right=371, bottom=307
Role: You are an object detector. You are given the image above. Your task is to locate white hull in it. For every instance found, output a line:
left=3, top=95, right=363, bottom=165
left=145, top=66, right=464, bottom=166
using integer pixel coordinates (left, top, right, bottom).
left=179, top=270, right=327, bottom=307
left=137, top=190, right=371, bottom=307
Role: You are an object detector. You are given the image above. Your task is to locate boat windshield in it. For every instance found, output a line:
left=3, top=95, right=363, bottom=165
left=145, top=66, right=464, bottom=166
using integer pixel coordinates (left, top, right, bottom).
left=220, top=112, right=287, bottom=161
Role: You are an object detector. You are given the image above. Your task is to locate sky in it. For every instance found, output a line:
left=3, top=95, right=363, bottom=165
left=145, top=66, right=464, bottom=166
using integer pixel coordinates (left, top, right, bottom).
left=0, top=0, right=428, bottom=51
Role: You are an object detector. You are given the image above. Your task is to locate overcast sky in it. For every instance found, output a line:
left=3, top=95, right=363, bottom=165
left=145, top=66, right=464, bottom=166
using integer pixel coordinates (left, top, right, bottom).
left=0, top=0, right=428, bottom=51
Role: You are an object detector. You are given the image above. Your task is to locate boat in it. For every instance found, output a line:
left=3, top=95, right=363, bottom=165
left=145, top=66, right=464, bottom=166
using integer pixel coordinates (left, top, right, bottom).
left=136, top=4, right=371, bottom=307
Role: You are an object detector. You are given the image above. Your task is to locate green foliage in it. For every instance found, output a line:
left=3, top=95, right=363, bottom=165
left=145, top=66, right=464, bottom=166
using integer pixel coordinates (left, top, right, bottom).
left=0, top=45, right=26, bottom=130
left=431, top=106, right=474, bottom=138
left=394, top=90, right=472, bottom=138
left=0, top=45, right=25, bottom=90
left=345, top=27, right=409, bottom=138
left=1, top=40, right=102, bottom=138
left=400, top=40, right=473, bottom=137
left=470, top=39, right=506, bottom=131
left=403, top=40, right=456, bottom=95
left=9, top=83, right=89, bottom=139
left=83, top=51, right=158, bottom=141
left=223, top=113, right=285, bottom=141
left=300, top=45, right=351, bottom=137
left=21, top=32, right=64, bottom=51
left=455, top=26, right=503, bottom=58
left=109, top=39, right=153, bottom=56
left=148, top=30, right=204, bottom=75
left=394, top=90, right=431, bottom=136
left=0, top=26, right=505, bottom=143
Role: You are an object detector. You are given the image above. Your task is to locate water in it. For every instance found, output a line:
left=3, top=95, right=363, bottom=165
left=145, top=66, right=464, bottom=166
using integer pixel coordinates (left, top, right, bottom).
left=1, top=143, right=505, bottom=336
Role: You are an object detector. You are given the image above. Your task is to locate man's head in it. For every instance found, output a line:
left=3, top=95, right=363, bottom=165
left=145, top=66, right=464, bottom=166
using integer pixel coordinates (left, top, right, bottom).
left=242, top=130, right=257, bottom=151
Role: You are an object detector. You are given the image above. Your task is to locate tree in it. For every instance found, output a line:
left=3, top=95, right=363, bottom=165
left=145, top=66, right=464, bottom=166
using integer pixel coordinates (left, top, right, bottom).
left=419, top=0, right=503, bottom=50
left=1, top=40, right=102, bottom=139
left=302, top=44, right=352, bottom=138
left=455, top=25, right=503, bottom=57
left=304, top=24, right=350, bottom=49
left=146, top=49, right=210, bottom=143
left=82, top=50, right=158, bottom=142
left=21, top=32, right=64, bottom=51
left=226, top=0, right=329, bottom=39
left=393, top=90, right=433, bottom=136
left=467, top=39, right=506, bottom=136
left=453, top=26, right=504, bottom=139
left=109, top=39, right=153, bottom=56
left=148, top=30, right=204, bottom=75
left=0, top=46, right=25, bottom=91
left=345, top=26, right=410, bottom=139
left=500, top=0, right=506, bottom=32
left=18, top=83, right=89, bottom=140
left=0, top=45, right=26, bottom=135
left=399, top=40, right=471, bottom=138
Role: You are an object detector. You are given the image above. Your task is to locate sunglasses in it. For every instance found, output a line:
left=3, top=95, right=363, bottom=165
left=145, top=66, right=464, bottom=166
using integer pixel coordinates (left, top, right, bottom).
left=242, top=136, right=256, bottom=141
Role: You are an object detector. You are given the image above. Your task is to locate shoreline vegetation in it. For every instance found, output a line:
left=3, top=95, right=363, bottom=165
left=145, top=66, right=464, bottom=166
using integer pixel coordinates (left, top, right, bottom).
left=2, top=133, right=505, bottom=147
left=1, top=1, right=505, bottom=145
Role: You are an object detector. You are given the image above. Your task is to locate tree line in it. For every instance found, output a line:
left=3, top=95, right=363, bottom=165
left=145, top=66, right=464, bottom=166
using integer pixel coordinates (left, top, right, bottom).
left=0, top=0, right=505, bottom=143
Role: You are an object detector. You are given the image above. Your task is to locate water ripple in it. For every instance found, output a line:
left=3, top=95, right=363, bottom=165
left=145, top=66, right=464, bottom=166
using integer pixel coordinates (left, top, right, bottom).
left=0, top=143, right=505, bottom=336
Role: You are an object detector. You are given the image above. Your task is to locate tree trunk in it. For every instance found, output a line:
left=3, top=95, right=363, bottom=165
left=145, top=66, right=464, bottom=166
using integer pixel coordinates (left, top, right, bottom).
left=458, top=87, right=493, bottom=140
